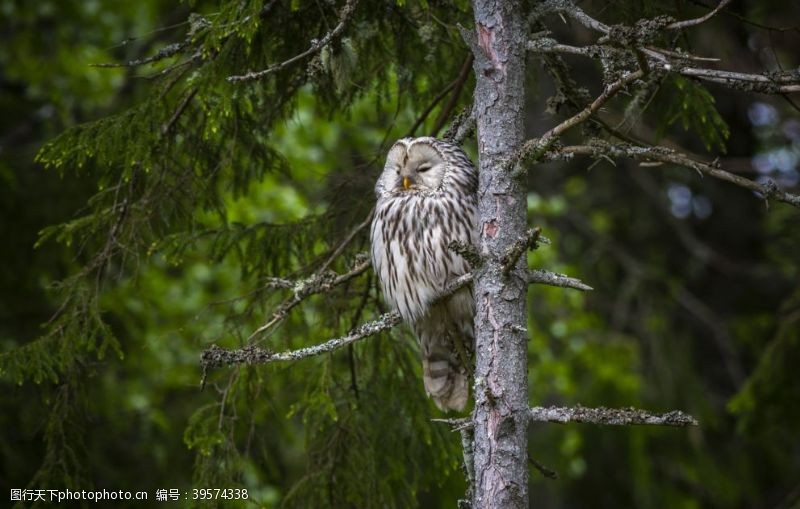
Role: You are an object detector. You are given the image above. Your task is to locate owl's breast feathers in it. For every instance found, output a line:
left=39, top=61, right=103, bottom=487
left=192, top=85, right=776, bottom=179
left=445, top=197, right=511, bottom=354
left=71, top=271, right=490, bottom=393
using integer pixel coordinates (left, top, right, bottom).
left=371, top=190, right=476, bottom=322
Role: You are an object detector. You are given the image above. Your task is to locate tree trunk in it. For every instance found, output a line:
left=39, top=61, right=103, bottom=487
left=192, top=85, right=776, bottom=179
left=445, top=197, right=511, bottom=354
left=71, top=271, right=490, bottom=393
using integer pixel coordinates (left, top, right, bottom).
left=469, top=0, right=529, bottom=507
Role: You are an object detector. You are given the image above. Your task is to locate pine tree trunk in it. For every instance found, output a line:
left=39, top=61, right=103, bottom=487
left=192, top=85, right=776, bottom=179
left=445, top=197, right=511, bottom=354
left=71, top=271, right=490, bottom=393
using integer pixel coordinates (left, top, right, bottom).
left=469, top=0, right=529, bottom=507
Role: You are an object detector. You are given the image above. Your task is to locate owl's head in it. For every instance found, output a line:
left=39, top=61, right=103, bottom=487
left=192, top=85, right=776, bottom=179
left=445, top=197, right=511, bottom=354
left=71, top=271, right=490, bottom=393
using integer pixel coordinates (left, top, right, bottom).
left=379, top=137, right=448, bottom=195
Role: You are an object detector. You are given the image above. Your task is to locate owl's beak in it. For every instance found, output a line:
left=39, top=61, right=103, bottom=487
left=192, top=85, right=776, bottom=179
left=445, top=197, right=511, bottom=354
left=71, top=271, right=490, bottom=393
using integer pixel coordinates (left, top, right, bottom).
left=402, top=177, right=410, bottom=190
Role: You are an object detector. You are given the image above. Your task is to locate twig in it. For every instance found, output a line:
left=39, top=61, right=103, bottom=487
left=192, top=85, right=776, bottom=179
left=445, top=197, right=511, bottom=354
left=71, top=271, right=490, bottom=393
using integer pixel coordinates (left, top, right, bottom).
left=228, top=0, right=358, bottom=82
left=529, top=456, right=558, bottom=480
left=431, top=54, right=475, bottom=137
left=666, top=0, right=731, bottom=30
left=514, top=69, right=645, bottom=167
left=643, top=46, right=720, bottom=63
left=318, top=208, right=374, bottom=273
left=526, top=269, right=593, bottom=291
left=248, top=257, right=371, bottom=340
left=502, top=227, right=542, bottom=276
left=441, top=105, right=475, bottom=145
left=91, top=41, right=188, bottom=68
left=161, top=87, right=198, bottom=135
left=407, top=81, right=458, bottom=138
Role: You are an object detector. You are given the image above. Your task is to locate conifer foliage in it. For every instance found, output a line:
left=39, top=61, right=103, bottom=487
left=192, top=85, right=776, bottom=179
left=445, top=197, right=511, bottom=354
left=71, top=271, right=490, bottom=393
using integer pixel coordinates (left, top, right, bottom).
left=2, top=0, right=799, bottom=507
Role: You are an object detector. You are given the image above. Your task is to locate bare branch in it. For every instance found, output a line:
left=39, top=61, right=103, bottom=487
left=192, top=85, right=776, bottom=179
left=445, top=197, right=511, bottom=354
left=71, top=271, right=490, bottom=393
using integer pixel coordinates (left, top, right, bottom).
left=204, top=262, right=590, bottom=375
left=527, top=269, right=593, bottom=291
left=407, top=80, right=458, bottom=138
left=436, top=404, right=698, bottom=429
left=529, top=405, right=699, bottom=426
left=514, top=69, right=645, bottom=166
left=318, top=208, right=374, bottom=273
left=529, top=2, right=800, bottom=95
left=201, top=311, right=402, bottom=373
left=432, top=54, right=475, bottom=137
left=528, top=39, right=800, bottom=94
left=228, top=0, right=358, bottom=83
left=665, top=0, right=732, bottom=30
left=661, top=65, right=800, bottom=93
left=551, top=141, right=800, bottom=208
left=643, top=46, right=721, bottom=63
left=533, top=1, right=610, bottom=34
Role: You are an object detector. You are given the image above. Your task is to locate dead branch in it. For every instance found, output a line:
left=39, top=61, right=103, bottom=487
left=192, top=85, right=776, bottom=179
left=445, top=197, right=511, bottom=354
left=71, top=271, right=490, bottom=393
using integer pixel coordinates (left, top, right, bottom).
left=318, top=208, right=374, bottom=273
left=201, top=311, right=402, bottom=374
left=665, top=0, right=731, bottom=30
left=432, top=54, right=475, bottom=137
left=514, top=69, right=645, bottom=166
left=502, top=227, right=542, bottom=276
left=435, top=405, right=698, bottom=428
left=549, top=141, right=800, bottom=208
left=248, top=257, right=371, bottom=340
left=529, top=1, right=800, bottom=94
left=529, top=405, right=698, bottom=426
left=203, top=262, right=591, bottom=374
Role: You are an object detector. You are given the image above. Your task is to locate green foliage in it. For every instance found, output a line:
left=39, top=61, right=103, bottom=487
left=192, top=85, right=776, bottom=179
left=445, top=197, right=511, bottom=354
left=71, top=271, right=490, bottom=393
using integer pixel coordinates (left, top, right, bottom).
left=2, top=0, right=799, bottom=508
left=655, top=76, right=730, bottom=153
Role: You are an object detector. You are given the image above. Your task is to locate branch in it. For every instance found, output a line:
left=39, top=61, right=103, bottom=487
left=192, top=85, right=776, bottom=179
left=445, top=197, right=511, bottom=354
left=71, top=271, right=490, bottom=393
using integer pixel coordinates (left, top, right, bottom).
left=529, top=457, right=558, bottom=480
left=529, top=40, right=800, bottom=93
left=407, top=80, right=458, bottom=137
left=161, top=87, right=198, bottom=135
left=441, top=104, right=475, bottom=145
left=432, top=54, right=475, bottom=137
left=91, top=41, right=189, bottom=68
left=201, top=311, right=402, bottom=373
left=227, top=0, right=358, bottom=83
left=514, top=69, right=645, bottom=166
left=551, top=141, right=800, bottom=208
left=528, top=405, right=699, bottom=426
left=502, top=227, right=542, bottom=276
left=533, top=1, right=610, bottom=34
left=318, top=208, right=374, bottom=273
left=527, top=269, right=593, bottom=291
left=436, top=405, right=698, bottom=428
left=248, top=257, right=371, bottom=340
left=665, top=0, right=731, bottom=30
left=538, top=0, right=731, bottom=34
left=203, top=263, right=591, bottom=374
left=529, top=2, right=800, bottom=94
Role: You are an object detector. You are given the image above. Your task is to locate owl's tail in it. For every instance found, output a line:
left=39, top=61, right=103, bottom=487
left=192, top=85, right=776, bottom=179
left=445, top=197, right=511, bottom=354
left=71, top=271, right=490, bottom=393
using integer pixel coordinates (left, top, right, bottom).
left=422, top=351, right=470, bottom=412
left=414, top=320, right=473, bottom=412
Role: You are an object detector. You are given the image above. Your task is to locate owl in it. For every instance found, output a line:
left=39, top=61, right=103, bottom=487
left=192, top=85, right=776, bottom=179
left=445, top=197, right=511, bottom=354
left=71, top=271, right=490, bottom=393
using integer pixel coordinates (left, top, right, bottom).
left=370, top=137, right=478, bottom=411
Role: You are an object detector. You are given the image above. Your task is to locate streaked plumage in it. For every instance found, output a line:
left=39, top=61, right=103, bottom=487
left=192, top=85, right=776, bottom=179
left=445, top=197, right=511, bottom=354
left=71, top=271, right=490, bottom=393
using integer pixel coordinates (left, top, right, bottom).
left=370, top=137, right=478, bottom=411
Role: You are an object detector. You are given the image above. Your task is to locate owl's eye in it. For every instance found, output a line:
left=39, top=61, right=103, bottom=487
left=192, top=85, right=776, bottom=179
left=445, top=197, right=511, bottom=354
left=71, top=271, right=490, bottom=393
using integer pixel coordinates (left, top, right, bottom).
left=417, top=164, right=432, bottom=173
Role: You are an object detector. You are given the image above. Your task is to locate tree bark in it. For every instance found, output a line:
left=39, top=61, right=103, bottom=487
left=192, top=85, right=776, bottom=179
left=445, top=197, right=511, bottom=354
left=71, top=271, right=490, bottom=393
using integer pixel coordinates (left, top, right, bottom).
left=469, top=0, right=529, bottom=507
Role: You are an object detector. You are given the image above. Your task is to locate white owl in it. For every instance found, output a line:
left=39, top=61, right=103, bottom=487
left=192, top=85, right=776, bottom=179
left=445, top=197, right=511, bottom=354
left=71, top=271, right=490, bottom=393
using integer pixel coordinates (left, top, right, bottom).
left=370, top=137, right=478, bottom=411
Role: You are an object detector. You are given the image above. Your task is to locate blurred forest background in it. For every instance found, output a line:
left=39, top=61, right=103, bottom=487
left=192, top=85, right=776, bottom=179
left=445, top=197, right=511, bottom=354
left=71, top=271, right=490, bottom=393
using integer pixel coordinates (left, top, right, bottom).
left=1, top=0, right=799, bottom=507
